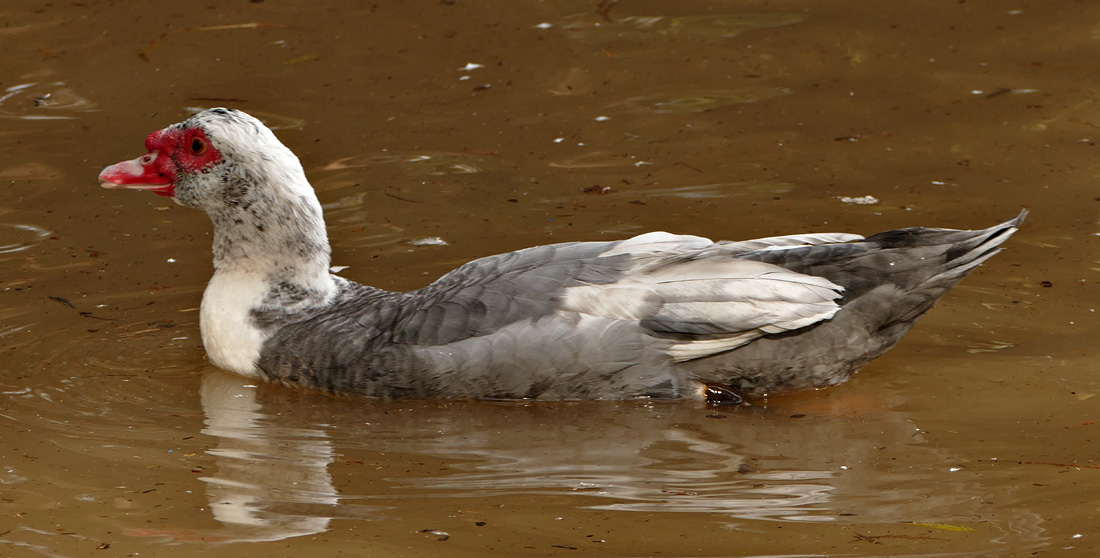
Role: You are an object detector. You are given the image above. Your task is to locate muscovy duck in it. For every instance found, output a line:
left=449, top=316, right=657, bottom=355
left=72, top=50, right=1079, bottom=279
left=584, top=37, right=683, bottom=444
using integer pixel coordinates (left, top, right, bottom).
left=99, top=108, right=1025, bottom=400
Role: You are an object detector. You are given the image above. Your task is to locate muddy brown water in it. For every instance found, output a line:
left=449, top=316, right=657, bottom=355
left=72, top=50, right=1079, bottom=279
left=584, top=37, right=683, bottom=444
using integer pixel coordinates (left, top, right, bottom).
left=1, top=0, right=1098, bottom=556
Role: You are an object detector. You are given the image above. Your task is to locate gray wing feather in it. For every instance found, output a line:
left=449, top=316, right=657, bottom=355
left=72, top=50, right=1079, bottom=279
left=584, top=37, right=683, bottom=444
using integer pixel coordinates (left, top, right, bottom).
left=319, top=232, right=846, bottom=391
left=555, top=236, right=847, bottom=361
left=256, top=212, right=1024, bottom=399
left=388, top=241, right=627, bottom=345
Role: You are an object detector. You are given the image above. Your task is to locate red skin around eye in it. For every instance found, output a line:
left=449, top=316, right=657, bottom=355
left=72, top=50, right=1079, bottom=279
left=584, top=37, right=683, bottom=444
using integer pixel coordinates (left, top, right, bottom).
left=99, top=127, right=223, bottom=198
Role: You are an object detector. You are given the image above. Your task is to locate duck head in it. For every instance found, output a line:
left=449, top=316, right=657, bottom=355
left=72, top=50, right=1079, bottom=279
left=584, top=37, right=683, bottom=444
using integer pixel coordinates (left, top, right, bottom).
left=99, top=108, right=311, bottom=212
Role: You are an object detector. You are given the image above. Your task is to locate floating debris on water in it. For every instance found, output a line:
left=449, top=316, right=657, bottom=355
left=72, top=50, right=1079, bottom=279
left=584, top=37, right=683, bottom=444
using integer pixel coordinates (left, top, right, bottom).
left=409, top=237, right=448, bottom=246
left=839, top=195, right=879, bottom=205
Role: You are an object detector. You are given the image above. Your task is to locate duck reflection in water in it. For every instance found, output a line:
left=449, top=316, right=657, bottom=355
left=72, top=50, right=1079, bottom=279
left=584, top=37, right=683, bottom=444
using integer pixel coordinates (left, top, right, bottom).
left=180, top=370, right=1045, bottom=548
left=195, top=371, right=376, bottom=542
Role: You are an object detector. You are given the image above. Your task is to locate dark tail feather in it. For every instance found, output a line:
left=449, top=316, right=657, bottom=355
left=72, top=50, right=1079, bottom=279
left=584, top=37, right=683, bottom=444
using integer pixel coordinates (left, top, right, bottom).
left=926, top=209, right=1027, bottom=285
left=879, top=209, right=1026, bottom=327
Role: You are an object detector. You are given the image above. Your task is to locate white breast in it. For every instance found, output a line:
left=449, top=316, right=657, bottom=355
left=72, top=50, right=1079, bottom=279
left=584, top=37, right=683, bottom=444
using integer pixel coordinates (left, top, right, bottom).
left=200, top=269, right=270, bottom=378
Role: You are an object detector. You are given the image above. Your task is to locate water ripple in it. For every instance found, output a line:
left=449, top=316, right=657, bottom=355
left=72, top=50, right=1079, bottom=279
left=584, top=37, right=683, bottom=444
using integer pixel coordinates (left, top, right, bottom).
left=0, top=223, right=53, bottom=254
left=323, top=152, right=508, bottom=176
left=615, top=88, right=793, bottom=114
left=559, top=12, right=808, bottom=41
left=0, top=82, right=95, bottom=120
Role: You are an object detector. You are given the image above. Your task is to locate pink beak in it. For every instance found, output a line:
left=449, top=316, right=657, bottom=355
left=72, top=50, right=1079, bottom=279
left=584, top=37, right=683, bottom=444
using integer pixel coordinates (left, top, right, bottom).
left=99, top=152, right=176, bottom=197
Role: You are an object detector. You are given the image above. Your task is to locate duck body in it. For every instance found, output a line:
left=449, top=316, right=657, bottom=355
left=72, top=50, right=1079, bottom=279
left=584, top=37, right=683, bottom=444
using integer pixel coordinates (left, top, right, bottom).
left=100, top=108, right=1024, bottom=400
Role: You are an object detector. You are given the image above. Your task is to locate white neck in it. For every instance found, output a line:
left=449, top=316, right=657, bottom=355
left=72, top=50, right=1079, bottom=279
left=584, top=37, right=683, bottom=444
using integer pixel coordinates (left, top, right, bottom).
left=197, top=170, right=338, bottom=377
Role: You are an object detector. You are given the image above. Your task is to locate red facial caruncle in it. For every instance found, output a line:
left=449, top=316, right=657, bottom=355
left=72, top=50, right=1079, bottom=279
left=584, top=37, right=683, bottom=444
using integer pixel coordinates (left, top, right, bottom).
left=99, top=126, right=223, bottom=198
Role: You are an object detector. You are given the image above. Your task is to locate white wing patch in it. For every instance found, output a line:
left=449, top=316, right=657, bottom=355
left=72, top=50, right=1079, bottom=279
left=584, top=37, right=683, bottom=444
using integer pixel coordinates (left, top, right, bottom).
left=561, top=232, right=848, bottom=363
left=664, top=332, right=761, bottom=362
left=601, top=231, right=714, bottom=257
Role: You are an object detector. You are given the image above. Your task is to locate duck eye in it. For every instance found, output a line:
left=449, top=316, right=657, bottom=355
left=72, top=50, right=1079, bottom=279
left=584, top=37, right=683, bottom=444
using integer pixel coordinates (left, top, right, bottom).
left=190, top=138, right=206, bottom=155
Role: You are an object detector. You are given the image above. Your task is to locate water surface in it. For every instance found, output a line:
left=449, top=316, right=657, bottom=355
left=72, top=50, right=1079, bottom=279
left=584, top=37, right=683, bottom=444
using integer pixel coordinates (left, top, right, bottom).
left=2, top=0, right=1098, bottom=556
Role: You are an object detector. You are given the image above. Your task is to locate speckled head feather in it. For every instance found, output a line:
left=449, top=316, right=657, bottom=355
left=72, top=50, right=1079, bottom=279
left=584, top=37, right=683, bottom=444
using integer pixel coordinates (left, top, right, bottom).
left=157, top=109, right=311, bottom=212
